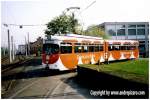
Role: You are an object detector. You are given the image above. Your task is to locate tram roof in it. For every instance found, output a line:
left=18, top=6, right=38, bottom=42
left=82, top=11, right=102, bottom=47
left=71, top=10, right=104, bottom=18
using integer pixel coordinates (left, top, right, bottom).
left=105, top=40, right=139, bottom=45
left=45, top=34, right=138, bottom=45
left=46, top=33, right=103, bottom=41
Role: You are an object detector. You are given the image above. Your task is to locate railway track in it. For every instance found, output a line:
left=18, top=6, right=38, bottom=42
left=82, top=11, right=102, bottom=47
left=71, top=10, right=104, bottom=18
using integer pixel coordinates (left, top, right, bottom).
left=2, top=57, right=31, bottom=73
left=2, top=59, right=33, bottom=96
left=2, top=57, right=38, bottom=97
left=2, top=56, right=9, bottom=62
left=2, top=56, right=9, bottom=65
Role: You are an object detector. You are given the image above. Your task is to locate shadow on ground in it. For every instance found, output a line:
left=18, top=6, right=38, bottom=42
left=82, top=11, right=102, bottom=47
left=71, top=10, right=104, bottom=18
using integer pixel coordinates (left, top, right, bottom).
left=2, top=69, right=73, bottom=80
left=63, top=66, right=149, bottom=99
left=2, top=58, right=73, bottom=80
left=23, top=58, right=43, bottom=66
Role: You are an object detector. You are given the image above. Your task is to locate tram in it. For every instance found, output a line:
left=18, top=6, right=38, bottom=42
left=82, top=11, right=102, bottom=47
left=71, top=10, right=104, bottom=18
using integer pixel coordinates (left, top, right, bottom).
left=42, top=34, right=139, bottom=71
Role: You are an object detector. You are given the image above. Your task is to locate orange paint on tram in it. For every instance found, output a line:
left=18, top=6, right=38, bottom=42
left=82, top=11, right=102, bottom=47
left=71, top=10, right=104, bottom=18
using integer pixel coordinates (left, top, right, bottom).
left=42, top=34, right=139, bottom=71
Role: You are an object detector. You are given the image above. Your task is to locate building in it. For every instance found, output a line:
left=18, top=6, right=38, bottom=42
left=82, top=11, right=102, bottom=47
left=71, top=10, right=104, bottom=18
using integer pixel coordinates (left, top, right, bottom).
left=30, top=37, right=43, bottom=55
left=17, top=37, right=43, bottom=55
left=18, top=45, right=26, bottom=55
left=99, top=22, right=149, bottom=57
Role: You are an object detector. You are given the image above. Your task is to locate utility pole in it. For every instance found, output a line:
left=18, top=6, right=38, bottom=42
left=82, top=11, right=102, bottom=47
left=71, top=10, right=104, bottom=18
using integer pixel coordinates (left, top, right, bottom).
left=25, top=36, right=27, bottom=56
left=14, top=44, right=16, bottom=56
left=79, top=1, right=96, bottom=14
left=14, top=43, right=16, bottom=60
left=28, top=32, right=30, bottom=55
left=66, top=7, right=80, bottom=33
left=8, top=29, right=12, bottom=63
left=3, top=47, right=5, bottom=56
left=11, top=36, right=15, bottom=60
left=79, top=0, right=96, bottom=34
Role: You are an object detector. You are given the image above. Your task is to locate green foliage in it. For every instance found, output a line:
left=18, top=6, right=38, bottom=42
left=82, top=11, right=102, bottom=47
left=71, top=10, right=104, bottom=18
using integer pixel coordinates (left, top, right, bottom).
left=45, top=13, right=80, bottom=35
left=84, top=25, right=110, bottom=39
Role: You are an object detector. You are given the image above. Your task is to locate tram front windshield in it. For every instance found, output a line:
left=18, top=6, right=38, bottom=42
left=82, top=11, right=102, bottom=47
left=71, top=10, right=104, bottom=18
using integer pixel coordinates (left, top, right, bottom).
left=43, top=44, right=59, bottom=55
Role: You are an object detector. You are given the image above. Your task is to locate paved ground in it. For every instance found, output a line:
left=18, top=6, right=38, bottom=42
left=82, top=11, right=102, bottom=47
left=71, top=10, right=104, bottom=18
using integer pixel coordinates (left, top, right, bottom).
left=1, top=58, right=90, bottom=99
left=2, top=57, right=148, bottom=99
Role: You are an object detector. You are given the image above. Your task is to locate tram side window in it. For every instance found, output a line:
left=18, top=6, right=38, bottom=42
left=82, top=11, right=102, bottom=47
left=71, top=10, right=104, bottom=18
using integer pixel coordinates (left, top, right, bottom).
left=127, top=46, right=130, bottom=50
left=99, top=45, right=103, bottom=51
left=108, top=45, right=113, bottom=51
left=114, top=46, right=120, bottom=50
left=89, top=46, right=94, bottom=52
left=131, top=46, right=137, bottom=50
left=108, top=45, right=114, bottom=51
left=120, top=46, right=136, bottom=50
left=75, top=46, right=83, bottom=53
left=130, top=46, right=136, bottom=50
left=60, top=46, right=72, bottom=54
left=120, top=46, right=127, bottom=50
left=108, top=45, right=120, bottom=51
left=94, top=46, right=99, bottom=52
left=83, top=46, right=88, bottom=52
left=121, top=46, right=135, bottom=50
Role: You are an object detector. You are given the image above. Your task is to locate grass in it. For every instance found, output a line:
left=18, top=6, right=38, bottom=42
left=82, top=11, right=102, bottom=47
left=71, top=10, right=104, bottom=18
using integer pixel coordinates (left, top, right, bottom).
left=79, top=59, right=149, bottom=84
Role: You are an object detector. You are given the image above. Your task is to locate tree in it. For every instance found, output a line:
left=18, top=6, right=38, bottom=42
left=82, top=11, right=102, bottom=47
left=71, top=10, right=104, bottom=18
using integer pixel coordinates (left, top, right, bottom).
left=84, top=25, right=110, bottom=39
left=1, top=47, right=8, bottom=58
left=45, top=13, right=80, bottom=35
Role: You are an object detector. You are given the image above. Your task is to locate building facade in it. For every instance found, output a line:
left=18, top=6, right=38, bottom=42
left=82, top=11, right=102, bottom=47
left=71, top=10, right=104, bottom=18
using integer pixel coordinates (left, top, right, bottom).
left=30, top=37, right=43, bottom=55
left=99, top=22, right=149, bottom=57
left=17, top=37, right=43, bottom=55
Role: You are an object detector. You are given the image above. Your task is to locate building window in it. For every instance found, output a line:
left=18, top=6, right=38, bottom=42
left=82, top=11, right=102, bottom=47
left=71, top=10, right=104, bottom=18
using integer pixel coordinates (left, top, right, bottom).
left=137, top=29, right=145, bottom=35
left=139, top=41, right=145, bottom=44
left=116, top=25, right=125, bottom=29
left=106, top=25, right=116, bottom=36
left=128, top=25, right=136, bottom=28
left=128, top=29, right=136, bottom=35
left=117, top=29, right=125, bottom=36
left=108, top=29, right=116, bottom=36
left=137, top=25, right=145, bottom=28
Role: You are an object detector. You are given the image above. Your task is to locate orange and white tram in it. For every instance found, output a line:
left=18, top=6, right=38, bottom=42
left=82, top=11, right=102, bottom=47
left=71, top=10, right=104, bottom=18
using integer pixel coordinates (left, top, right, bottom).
left=42, top=34, right=139, bottom=71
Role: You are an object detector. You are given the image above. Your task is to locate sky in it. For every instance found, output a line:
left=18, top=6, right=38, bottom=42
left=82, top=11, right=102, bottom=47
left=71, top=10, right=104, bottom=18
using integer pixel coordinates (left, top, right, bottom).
left=1, top=0, right=150, bottom=48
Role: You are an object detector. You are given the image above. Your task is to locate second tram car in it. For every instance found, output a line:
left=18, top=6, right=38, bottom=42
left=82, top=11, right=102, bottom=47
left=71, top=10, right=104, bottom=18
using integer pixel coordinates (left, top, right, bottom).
left=42, top=34, right=139, bottom=71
